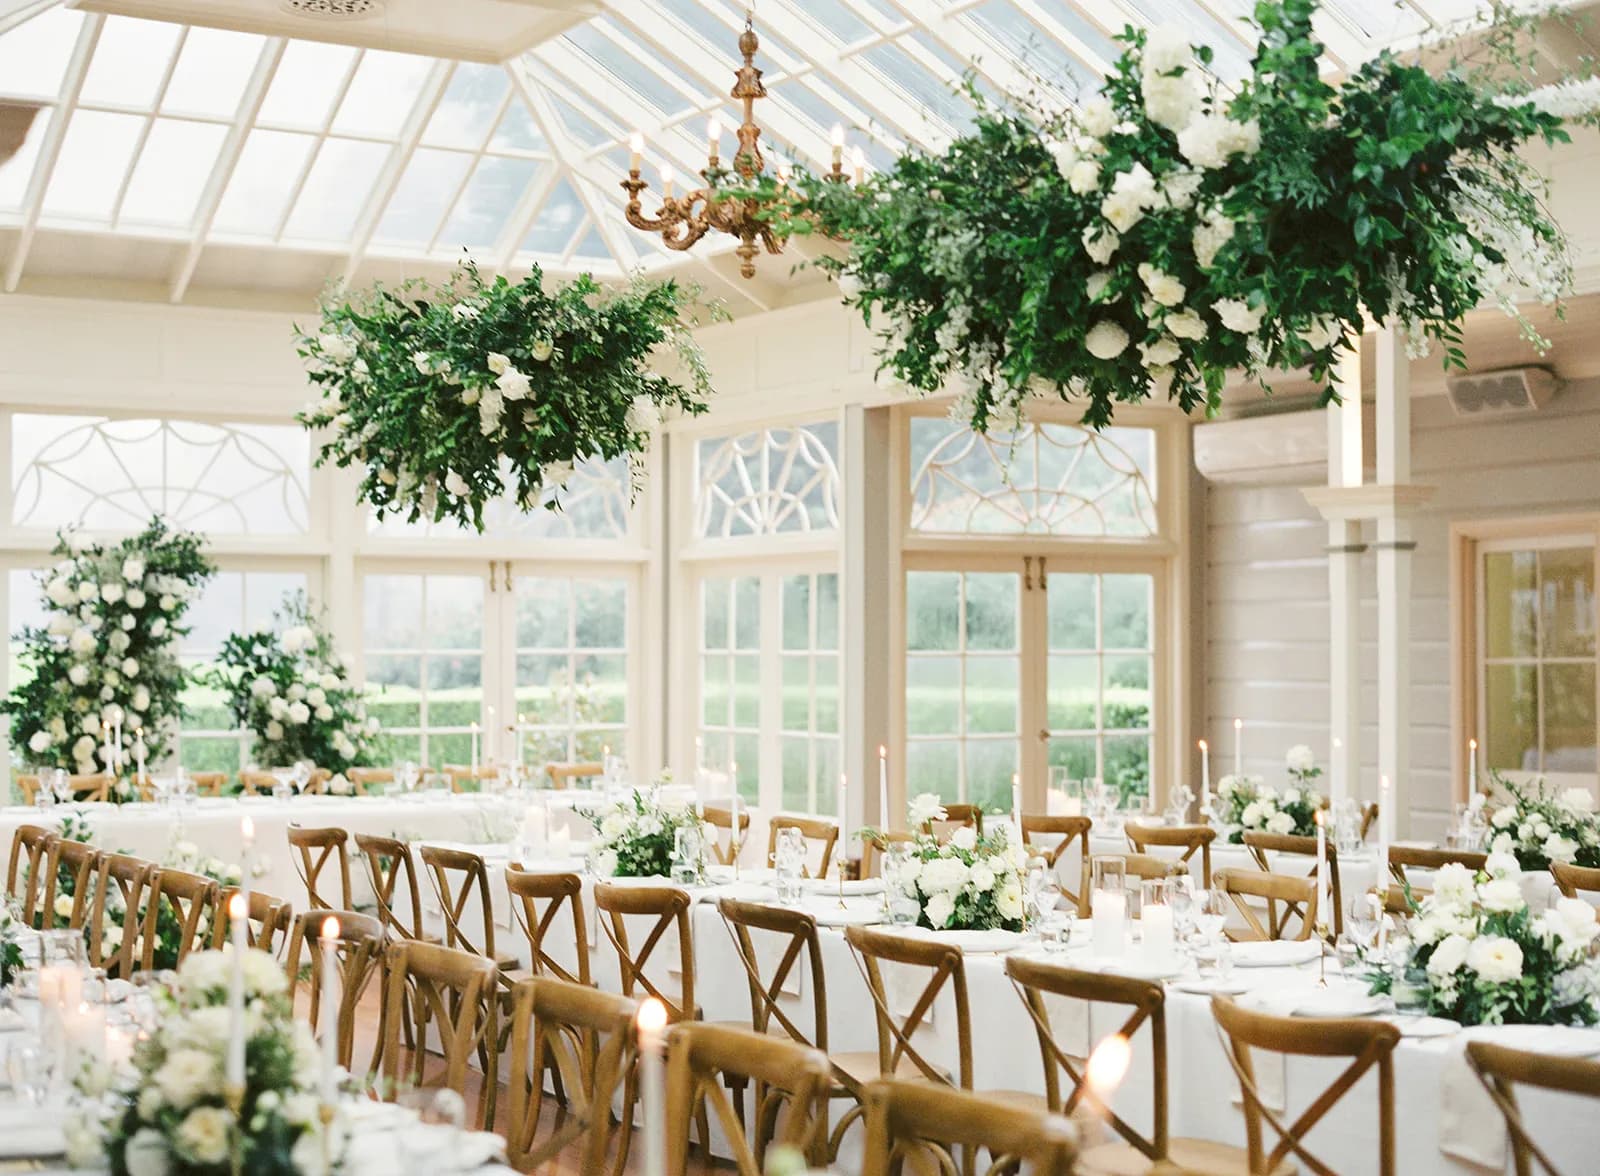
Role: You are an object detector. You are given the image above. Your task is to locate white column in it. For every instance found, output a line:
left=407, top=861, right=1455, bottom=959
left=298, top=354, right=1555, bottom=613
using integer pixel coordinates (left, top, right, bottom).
left=842, top=404, right=892, bottom=830
left=1327, top=341, right=1365, bottom=807
left=1374, top=326, right=1413, bottom=834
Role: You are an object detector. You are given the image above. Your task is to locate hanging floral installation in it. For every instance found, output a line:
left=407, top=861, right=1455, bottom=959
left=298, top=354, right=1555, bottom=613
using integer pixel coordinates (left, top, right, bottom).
left=296, top=261, right=718, bottom=531
left=741, top=0, right=1599, bottom=430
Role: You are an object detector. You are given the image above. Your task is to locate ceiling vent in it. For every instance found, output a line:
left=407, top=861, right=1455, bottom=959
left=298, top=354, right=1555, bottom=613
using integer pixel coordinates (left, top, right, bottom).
left=1444, top=367, right=1560, bottom=416
left=280, top=0, right=382, bottom=16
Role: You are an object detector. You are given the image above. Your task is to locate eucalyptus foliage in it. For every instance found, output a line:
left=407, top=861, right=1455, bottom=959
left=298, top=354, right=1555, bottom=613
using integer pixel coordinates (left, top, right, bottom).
left=296, top=262, right=718, bottom=531
left=749, top=0, right=1592, bottom=429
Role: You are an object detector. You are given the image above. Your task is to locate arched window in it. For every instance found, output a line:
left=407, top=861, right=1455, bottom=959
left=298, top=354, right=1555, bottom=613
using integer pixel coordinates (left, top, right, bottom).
left=696, top=421, right=841, bottom=539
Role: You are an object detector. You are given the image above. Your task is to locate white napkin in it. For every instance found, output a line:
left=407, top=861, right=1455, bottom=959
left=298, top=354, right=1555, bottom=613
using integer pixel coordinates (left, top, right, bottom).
left=0, top=1104, right=68, bottom=1159
left=1438, top=1033, right=1505, bottom=1173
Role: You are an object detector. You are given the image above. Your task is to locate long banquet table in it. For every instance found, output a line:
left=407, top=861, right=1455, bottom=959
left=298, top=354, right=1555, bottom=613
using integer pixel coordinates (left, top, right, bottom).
left=401, top=842, right=1595, bottom=1176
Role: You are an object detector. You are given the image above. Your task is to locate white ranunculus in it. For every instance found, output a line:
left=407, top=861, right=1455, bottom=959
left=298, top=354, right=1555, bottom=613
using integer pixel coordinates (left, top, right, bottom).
left=1079, top=97, right=1115, bottom=138
left=1428, top=932, right=1472, bottom=978
left=1213, top=297, right=1266, bottom=334
left=28, top=730, right=52, bottom=753
left=1266, top=811, right=1295, bottom=835
left=1085, top=321, right=1130, bottom=359
left=1138, top=335, right=1181, bottom=368
left=924, top=892, right=955, bottom=929
left=908, top=792, right=947, bottom=827
left=950, top=826, right=977, bottom=852
left=1285, top=744, right=1316, bottom=774
left=1082, top=225, right=1120, bottom=264
left=1432, top=862, right=1476, bottom=908
left=176, top=1106, right=232, bottom=1165
left=125, top=1128, right=173, bottom=1176
left=1478, top=877, right=1525, bottom=913
left=444, top=471, right=470, bottom=499
left=1466, top=935, right=1524, bottom=983
left=1068, top=158, right=1101, bottom=195
left=155, top=1048, right=217, bottom=1110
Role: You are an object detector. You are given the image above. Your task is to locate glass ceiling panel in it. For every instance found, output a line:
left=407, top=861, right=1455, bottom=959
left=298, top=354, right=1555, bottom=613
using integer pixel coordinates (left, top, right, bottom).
left=118, top=117, right=228, bottom=226
left=1326, top=0, right=1429, bottom=41
left=0, top=7, right=80, bottom=101
left=422, top=63, right=509, bottom=149
left=41, top=109, right=141, bottom=220
left=860, top=42, right=975, bottom=134
left=375, top=146, right=473, bottom=246
left=79, top=16, right=181, bottom=109
left=211, top=128, right=316, bottom=236
left=796, top=0, right=875, bottom=44
left=440, top=155, right=541, bottom=250
left=0, top=108, right=50, bottom=210
left=970, top=0, right=1096, bottom=94
left=160, top=26, right=264, bottom=118
left=490, top=96, right=545, bottom=152
left=332, top=50, right=432, bottom=138
left=552, top=93, right=615, bottom=148
left=521, top=175, right=583, bottom=254
left=571, top=223, right=610, bottom=260
left=281, top=136, right=390, bottom=241
left=566, top=21, right=696, bottom=116
left=256, top=39, right=357, bottom=129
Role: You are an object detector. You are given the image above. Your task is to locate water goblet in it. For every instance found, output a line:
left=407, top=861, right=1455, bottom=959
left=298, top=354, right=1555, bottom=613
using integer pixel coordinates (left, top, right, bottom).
left=8, top=1045, right=47, bottom=1106
left=1039, top=908, right=1075, bottom=953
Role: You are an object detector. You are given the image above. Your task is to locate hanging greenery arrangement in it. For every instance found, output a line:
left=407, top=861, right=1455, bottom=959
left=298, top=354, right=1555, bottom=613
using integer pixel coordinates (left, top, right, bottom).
left=744, top=0, right=1598, bottom=430
left=295, top=261, right=718, bottom=531
left=1, top=519, right=214, bottom=780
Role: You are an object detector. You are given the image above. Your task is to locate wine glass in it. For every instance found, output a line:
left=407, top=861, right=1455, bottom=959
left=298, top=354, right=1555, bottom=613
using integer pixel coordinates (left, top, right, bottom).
left=1347, top=893, right=1378, bottom=951
left=1194, top=886, right=1229, bottom=945
left=49, top=769, right=73, bottom=805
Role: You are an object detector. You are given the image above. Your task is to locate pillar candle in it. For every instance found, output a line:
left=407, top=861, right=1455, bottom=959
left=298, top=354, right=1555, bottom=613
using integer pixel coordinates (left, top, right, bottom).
left=1199, top=739, right=1210, bottom=813
left=877, top=745, right=889, bottom=829
left=636, top=999, right=668, bottom=1176
left=1233, top=718, right=1243, bottom=778
left=66, top=1001, right=106, bottom=1074
left=1011, top=772, right=1022, bottom=837
left=319, top=917, right=340, bottom=1103
left=1141, top=902, right=1174, bottom=964
left=227, top=892, right=247, bottom=1089
left=1091, top=889, right=1127, bottom=958
left=133, top=728, right=146, bottom=787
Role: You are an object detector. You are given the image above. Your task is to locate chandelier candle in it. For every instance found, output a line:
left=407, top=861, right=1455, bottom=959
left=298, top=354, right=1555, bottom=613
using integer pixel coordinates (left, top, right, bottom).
left=227, top=892, right=247, bottom=1089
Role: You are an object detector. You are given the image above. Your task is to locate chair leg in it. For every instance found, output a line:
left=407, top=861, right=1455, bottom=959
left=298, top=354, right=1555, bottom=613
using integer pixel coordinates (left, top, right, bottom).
left=613, top=1064, right=637, bottom=1176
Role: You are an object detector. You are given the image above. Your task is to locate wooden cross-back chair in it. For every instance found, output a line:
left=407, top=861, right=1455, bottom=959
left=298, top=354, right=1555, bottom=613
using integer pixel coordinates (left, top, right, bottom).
left=505, top=868, right=589, bottom=985
left=766, top=815, right=840, bottom=879
left=1360, top=802, right=1379, bottom=842
left=1217, top=868, right=1320, bottom=942
left=665, top=1023, right=833, bottom=1175
left=345, top=768, right=393, bottom=795
left=381, top=939, right=501, bottom=1129
left=1107, top=853, right=1189, bottom=884
left=1386, top=845, right=1489, bottom=908
left=418, top=844, right=520, bottom=974
left=505, top=976, right=638, bottom=1175
left=143, top=867, right=219, bottom=971
left=185, top=771, right=228, bottom=798
left=42, top=838, right=98, bottom=930
left=922, top=804, right=983, bottom=842
left=354, top=833, right=430, bottom=943
left=6, top=824, right=55, bottom=928
left=860, top=831, right=918, bottom=880
left=15, top=773, right=112, bottom=805
left=1211, top=995, right=1398, bottom=1176
left=858, top=1079, right=1078, bottom=1176
left=286, top=825, right=353, bottom=911
left=242, top=769, right=331, bottom=796
left=212, top=887, right=292, bottom=956
left=1466, top=1040, right=1600, bottom=1176
left=844, top=924, right=967, bottom=1089
left=285, top=909, right=386, bottom=1079
left=1021, top=815, right=1092, bottom=916
left=1242, top=830, right=1345, bottom=935
left=702, top=805, right=751, bottom=867
left=1126, top=822, right=1216, bottom=888
left=1005, top=956, right=1266, bottom=1174
left=593, top=882, right=696, bottom=1022
left=443, top=764, right=493, bottom=792
left=546, top=762, right=603, bottom=789
left=1551, top=862, right=1600, bottom=903
left=84, top=853, right=155, bottom=979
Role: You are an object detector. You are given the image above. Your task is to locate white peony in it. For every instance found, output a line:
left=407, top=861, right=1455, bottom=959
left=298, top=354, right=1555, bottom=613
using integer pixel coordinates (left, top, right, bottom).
left=1085, top=321, right=1130, bottom=359
left=1551, top=897, right=1599, bottom=948
left=176, top=1106, right=233, bottom=1165
left=154, top=1048, right=217, bottom=1110
left=1079, top=98, right=1115, bottom=138
left=1082, top=225, right=1120, bottom=264
left=1137, top=264, right=1186, bottom=307
left=1138, top=335, right=1181, bottom=368
left=1478, top=877, right=1525, bottom=914
left=1266, top=811, right=1295, bottom=835
left=950, top=826, right=977, bottom=852
left=1466, top=935, right=1525, bottom=983
left=919, top=856, right=970, bottom=894
left=1484, top=850, right=1520, bottom=879
left=925, top=892, right=955, bottom=929
left=1428, top=932, right=1472, bottom=978
left=1543, top=833, right=1579, bottom=864
left=996, top=877, right=1024, bottom=921
left=1068, top=158, right=1101, bottom=195
left=907, top=792, right=948, bottom=828
left=1432, top=862, right=1476, bottom=908
left=1213, top=297, right=1266, bottom=334
left=1285, top=744, right=1316, bottom=774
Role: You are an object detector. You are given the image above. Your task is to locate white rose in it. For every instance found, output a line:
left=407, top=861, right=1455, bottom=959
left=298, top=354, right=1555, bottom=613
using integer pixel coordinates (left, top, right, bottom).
left=150, top=617, right=167, bottom=637
left=242, top=948, right=289, bottom=998
left=27, top=730, right=52, bottom=753
left=950, top=826, right=977, bottom=852
left=1164, top=308, right=1207, bottom=341
left=495, top=366, right=532, bottom=402
left=122, top=657, right=139, bottom=677
left=1079, top=98, right=1115, bottom=138
left=132, top=685, right=150, bottom=711
left=320, top=672, right=341, bottom=691
left=287, top=702, right=311, bottom=725
left=176, top=1106, right=232, bottom=1165
left=1266, top=811, right=1294, bottom=835
left=306, top=687, right=327, bottom=708
left=1136, top=263, right=1185, bottom=308
left=1241, top=801, right=1264, bottom=828
left=100, top=582, right=124, bottom=605
left=924, top=892, right=955, bottom=929
left=120, top=614, right=135, bottom=632
left=265, top=721, right=284, bottom=741
left=1085, top=321, right=1130, bottom=359
left=125, top=1128, right=172, bottom=1176
left=125, top=587, right=146, bottom=609
left=315, top=705, right=334, bottom=722
left=68, top=628, right=96, bottom=656
left=154, top=1048, right=218, bottom=1110
left=1427, top=933, right=1472, bottom=978
left=54, top=895, right=74, bottom=920
left=1478, top=877, right=1525, bottom=913
left=159, top=595, right=176, bottom=611
left=1068, top=158, right=1101, bottom=194
left=1466, top=935, right=1525, bottom=984
left=1143, top=24, right=1192, bottom=73
left=1082, top=225, right=1119, bottom=264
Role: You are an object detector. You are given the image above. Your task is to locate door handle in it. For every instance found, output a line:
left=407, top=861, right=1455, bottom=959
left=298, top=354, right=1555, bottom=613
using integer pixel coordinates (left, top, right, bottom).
left=503, top=561, right=513, bottom=592
left=1023, top=555, right=1033, bottom=591
left=1038, top=729, right=1051, bottom=743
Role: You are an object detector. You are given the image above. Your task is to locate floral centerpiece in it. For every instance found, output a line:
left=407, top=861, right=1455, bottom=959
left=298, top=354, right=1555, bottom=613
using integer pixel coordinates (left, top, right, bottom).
left=886, top=794, right=1027, bottom=932
left=581, top=788, right=707, bottom=878
left=1485, top=774, right=1600, bottom=870
left=211, top=592, right=382, bottom=786
left=67, top=947, right=334, bottom=1175
left=2, top=520, right=212, bottom=796
left=1211, top=775, right=1321, bottom=842
left=746, top=0, right=1597, bottom=431
left=295, top=261, right=718, bottom=532
left=1369, top=855, right=1600, bottom=1026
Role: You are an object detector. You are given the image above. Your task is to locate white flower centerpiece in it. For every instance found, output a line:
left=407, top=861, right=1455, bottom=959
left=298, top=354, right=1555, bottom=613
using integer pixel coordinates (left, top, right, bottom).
left=1484, top=775, right=1600, bottom=871
left=1371, top=855, right=1600, bottom=1026
left=887, top=794, right=1028, bottom=932
left=580, top=786, right=707, bottom=879
left=68, top=947, right=337, bottom=1176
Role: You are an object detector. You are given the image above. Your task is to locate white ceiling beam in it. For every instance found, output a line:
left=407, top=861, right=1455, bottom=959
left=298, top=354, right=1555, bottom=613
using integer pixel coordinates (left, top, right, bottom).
left=337, top=58, right=453, bottom=289
left=4, top=10, right=100, bottom=293
left=167, top=36, right=285, bottom=303
left=879, top=0, right=1091, bottom=102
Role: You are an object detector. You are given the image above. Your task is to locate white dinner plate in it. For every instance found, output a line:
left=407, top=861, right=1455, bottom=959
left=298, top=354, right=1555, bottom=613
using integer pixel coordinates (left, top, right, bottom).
left=1231, top=941, right=1323, bottom=968
left=886, top=927, right=1025, bottom=954
left=1472, top=1025, right=1600, bottom=1057
left=1170, top=977, right=1252, bottom=996
left=801, top=877, right=883, bottom=897
left=812, top=907, right=883, bottom=928
left=1289, top=989, right=1388, bottom=1018
left=1098, top=957, right=1187, bottom=981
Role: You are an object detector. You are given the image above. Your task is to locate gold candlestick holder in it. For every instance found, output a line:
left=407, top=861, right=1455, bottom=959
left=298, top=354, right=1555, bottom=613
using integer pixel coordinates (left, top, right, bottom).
left=319, top=1102, right=336, bottom=1176
left=1315, top=922, right=1329, bottom=987
left=224, top=1082, right=244, bottom=1176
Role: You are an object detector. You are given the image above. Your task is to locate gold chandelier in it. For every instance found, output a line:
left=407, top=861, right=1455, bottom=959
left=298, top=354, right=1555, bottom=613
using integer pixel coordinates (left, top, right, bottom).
left=620, top=13, right=862, bottom=279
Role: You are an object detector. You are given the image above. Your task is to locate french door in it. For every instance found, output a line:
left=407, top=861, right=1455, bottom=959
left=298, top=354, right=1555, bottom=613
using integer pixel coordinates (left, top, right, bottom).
left=903, top=554, right=1161, bottom=812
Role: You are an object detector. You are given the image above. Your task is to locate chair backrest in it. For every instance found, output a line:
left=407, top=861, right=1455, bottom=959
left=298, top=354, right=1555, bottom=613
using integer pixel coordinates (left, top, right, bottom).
left=353, top=833, right=426, bottom=941
left=859, top=1079, right=1078, bottom=1176
left=212, top=887, right=292, bottom=955
left=1021, top=816, right=1092, bottom=914
left=1388, top=845, right=1488, bottom=894
left=1242, top=831, right=1344, bottom=934
left=717, top=897, right=828, bottom=1054
left=923, top=803, right=983, bottom=842
left=1466, top=1040, right=1600, bottom=1176
left=22, top=774, right=113, bottom=803
left=505, top=868, right=589, bottom=985
left=6, top=824, right=55, bottom=926
left=1111, top=852, right=1189, bottom=883
left=381, top=940, right=499, bottom=1124
left=144, top=867, right=220, bottom=971
left=1551, top=862, right=1600, bottom=903
left=1360, top=802, right=1379, bottom=842
left=860, top=830, right=918, bottom=880
left=845, top=924, right=971, bottom=1089
left=1211, top=995, right=1398, bottom=1176
left=286, top=825, right=352, bottom=911
left=766, top=815, right=840, bottom=879
left=546, top=762, right=603, bottom=789
left=85, top=853, right=155, bottom=978
left=1217, top=868, right=1319, bottom=942
left=1126, top=823, right=1215, bottom=888
left=346, top=768, right=394, bottom=795
left=418, top=844, right=498, bottom=962
left=237, top=771, right=276, bottom=796
left=702, top=805, right=751, bottom=866
left=593, top=882, right=695, bottom=1021
left=664, top=1022, right=832, bottom=1176
left=188, top=772, right=227, bottom=797
left=43, top=838, right=98, bottom=929
left=1005, top=955, right=1168, bottom=1158
left=505, top=976, right=638, bottom=1174
left=286, top=909, right=386, bottom=1076
left=443, top=764, right=490, bottom=792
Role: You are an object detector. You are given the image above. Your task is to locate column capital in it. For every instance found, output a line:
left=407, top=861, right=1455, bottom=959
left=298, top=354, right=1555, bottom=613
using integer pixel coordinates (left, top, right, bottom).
left=1301, top=483, right=1435, bottom=523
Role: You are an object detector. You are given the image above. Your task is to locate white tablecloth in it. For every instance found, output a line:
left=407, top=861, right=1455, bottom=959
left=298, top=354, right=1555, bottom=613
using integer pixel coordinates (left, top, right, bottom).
left=403, top=847, right=1597, bottom=1176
